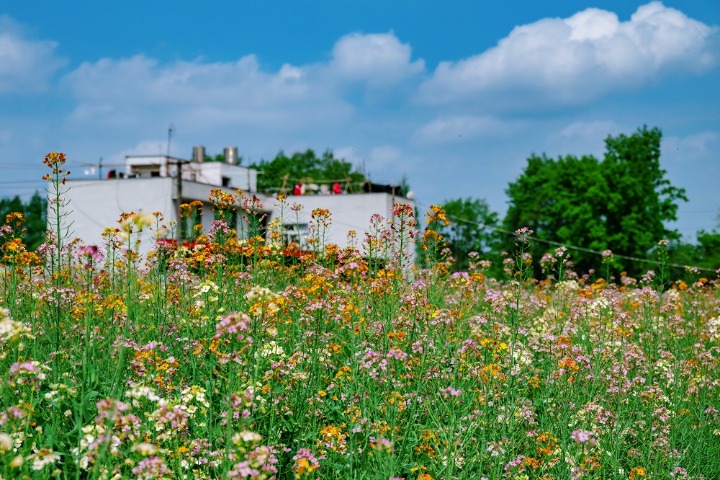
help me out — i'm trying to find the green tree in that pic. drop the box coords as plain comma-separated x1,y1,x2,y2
601,126,687,266
23,192,47,249
0,192,47,250
669,230,720,279
694,230,720,272
205,153,243,164
503,126,686,277
250,149,367,193
503,154,610,275
439,198,499,271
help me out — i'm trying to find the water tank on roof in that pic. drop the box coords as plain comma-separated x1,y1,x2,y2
192,145,205,163
224,146,239,165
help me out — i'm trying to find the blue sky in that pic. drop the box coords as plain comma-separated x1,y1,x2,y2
1,1,719,240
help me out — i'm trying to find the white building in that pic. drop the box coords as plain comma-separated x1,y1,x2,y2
61,146,415,259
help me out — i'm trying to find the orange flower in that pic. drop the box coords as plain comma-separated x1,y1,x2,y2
629,467,646,479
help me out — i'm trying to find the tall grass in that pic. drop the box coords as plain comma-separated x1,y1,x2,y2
0,155,718,479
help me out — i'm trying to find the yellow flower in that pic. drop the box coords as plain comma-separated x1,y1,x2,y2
629,467,646,479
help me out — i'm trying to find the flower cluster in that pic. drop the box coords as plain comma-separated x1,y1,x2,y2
2,180,719,479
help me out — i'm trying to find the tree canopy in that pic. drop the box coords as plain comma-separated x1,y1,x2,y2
439,198,499,271
249,149,367,194
0,192,47,250
503,126,687,276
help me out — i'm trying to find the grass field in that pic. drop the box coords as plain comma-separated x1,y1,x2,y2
1,156,719,479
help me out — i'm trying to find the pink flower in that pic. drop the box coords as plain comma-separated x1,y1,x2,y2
571,429,596,445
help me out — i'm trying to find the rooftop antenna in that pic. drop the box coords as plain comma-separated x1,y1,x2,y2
167,124,175,157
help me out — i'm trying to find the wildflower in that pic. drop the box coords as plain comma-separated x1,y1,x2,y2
515,227,533,243
181,385,210,409
244,285,277,302
369,436,394,453
317,424,348,453
26,448,61,471
629,466,646,479
43,151,66,168
119,211,155,233
425,205,450,226
311,208,331,222
540,252,556,272
571,429,596,446
228,444,278,480
209,189,238,210
259,341,285,358
441,386,463,397
670,467,689,478
132,456,172,479
0,308,34,347
233,430,262,445
77,244,104,269
132,442,160,456
0,433,13,452
292,448,320,478
195,279,220,298
9,360,49,389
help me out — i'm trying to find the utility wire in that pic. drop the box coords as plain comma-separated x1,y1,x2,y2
416,201,718,274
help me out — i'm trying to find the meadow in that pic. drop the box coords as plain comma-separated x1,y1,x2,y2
1,155,719,479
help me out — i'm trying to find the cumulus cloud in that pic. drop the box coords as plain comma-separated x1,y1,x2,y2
62,54,353,131
329,32,425,86
0,15,65,93
412,115,526,145
59,31,428,146
62,32,424,132
418,2,718,107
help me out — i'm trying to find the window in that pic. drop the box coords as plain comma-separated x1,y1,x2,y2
214,208,238,233
282,223,309,246
180,208,203,240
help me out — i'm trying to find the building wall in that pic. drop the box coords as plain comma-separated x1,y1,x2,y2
266,193,415,257
63,178,176,250
124,156,257,192
183,162,257,192
62,178,416,262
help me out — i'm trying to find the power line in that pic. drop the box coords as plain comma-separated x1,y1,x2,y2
416,200,718,274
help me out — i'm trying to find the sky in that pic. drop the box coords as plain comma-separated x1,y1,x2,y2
1,1,719,240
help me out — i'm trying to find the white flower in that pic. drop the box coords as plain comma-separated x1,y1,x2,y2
233,430,262,444
0,433,13,452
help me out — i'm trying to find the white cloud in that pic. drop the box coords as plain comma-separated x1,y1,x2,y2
59,32,426,149
664,131,720,161
418,2,717,107
62,54,354,132
329,32,425,86
412,115,525,145
0,15,64,93
546,120,623,157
